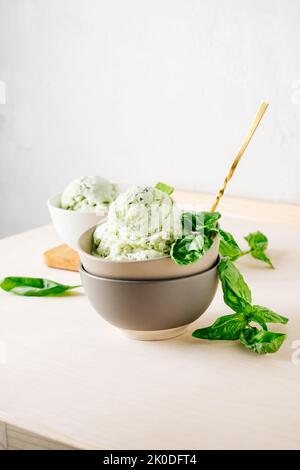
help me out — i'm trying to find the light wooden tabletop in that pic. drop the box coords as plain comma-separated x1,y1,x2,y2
0,192,300,450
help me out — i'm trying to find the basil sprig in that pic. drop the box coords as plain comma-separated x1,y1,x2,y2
181,211,221,233
171,210,274,269
244,231,274,268
240,328,286,354
170,234,206,265
0,277,81,296
193,259,287,354
192,313,248,341
171,211,221,266
219,229,274,267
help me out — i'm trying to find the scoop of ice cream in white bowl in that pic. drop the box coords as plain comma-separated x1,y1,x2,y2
77,185,220,280
48,176,126,251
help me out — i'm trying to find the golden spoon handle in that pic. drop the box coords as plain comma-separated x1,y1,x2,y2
210,102,269,212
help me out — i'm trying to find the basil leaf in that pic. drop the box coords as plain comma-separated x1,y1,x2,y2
181,212,202,233
244,231,268,251
240,328,286,354
193,313,248,340
181,211,221,234
203,211,221,230
218,229,243,261
171,234,205,265
203,233,214,251
251,250,274,268
218,259,252,312
249,305,288,326
155,182,174,196
244,231,274,268
0,277,81,296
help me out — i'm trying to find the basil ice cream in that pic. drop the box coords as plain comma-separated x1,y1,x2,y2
93,186,182,260
61,176,116,213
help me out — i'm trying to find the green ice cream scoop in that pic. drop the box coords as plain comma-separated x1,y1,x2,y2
93,186,182,261
61,176,117,214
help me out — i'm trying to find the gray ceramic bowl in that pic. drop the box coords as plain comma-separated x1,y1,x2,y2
80,257,220,340
77,224,220,280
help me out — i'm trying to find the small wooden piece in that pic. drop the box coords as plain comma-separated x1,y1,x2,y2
43,244,79,272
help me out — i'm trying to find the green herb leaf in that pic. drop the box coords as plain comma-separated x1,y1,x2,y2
244,231,268,251
251,250,274,268
191,255,288,355
0,277,81,296
218,229,243,261
240,327,286,354
218,258,252,312
155,182,174,196
171,234,205,265
249,305,288,326
202,211,221,230
193,313,248,341
244,231,274,268
181,211,221,234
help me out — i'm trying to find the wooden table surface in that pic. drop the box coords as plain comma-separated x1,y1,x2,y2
0,191,300,450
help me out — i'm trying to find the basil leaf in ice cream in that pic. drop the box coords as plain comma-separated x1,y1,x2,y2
155,182,174,196
193,313,248,341
181,211,220,234
202,211,222,231
0,277,81,296
240,328,286,354
171,234,206,265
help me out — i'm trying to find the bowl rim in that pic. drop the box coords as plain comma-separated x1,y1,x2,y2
77,223,220,265
79,255,220,284
47,193,110,217
47,193,64,210
47,183,130,213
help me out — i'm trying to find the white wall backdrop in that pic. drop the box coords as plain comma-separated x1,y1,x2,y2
1,0,300,237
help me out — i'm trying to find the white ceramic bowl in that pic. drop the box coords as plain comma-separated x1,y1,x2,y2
48,184,128,250
77,224,220,280
47,194,106,250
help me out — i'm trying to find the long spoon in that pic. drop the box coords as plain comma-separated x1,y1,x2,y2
210,102,269,212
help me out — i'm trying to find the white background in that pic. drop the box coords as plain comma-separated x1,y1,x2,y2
1,0,300,237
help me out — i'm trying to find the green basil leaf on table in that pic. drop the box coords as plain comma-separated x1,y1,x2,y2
251,250,274,268
218,258,252,312
171,234,206,265
193,313,248,341
218,229,244,261
245,231,268,251
0,277,81,296
155,182,174,196
244,231,274,268
240,328,286,354
249,305,288,326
